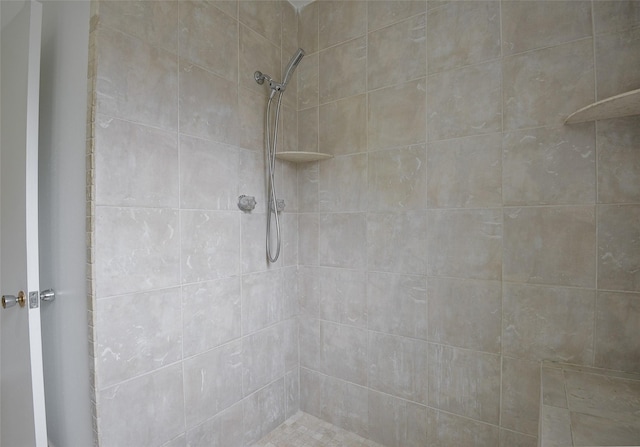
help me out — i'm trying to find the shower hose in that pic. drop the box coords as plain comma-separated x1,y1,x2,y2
265,90,283,263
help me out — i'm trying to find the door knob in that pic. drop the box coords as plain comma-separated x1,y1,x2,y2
2,291,26,309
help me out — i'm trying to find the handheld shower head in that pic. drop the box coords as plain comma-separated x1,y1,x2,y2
254,48,305,96
281,48,305,90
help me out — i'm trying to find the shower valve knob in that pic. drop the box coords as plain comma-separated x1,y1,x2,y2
238,195,257,212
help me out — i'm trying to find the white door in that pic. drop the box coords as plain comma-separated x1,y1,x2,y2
0,1,48,446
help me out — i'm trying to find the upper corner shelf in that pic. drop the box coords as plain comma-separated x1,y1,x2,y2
275,151,333,163
565,88,640,124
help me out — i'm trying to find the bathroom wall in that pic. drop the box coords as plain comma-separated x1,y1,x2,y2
87,1,301,445
296,1,640,446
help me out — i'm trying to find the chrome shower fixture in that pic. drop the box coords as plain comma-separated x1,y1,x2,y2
254,48,306,263
282,48,305,89
254,48,305,95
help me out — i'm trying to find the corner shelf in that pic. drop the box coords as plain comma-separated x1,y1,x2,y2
275,151,333,163
565,88,640,124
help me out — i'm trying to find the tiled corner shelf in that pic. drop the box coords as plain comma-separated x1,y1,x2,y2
275,151,333,163
565,88,640,124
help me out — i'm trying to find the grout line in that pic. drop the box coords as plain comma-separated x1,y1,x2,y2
591,0,600,370
499,0,505,430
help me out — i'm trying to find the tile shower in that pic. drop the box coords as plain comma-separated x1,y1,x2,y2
87,1,640,446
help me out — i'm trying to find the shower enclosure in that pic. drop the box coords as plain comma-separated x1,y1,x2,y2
86,1,640,446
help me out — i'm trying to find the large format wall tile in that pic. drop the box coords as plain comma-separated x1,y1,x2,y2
368,78,426,151
298,213,318,266
427,60,502,141
94,115,179,208
368,390,428,447
180,210,239,283
427,209,502,280
241,270,284,334
595,26,640,100
298,266,320,318
593,0,640,35
238,88,266,152
319,213,367,269
598,205,640,292
237,149,266,214
367,14,426,90
179,62,238,145
242,323,288,396
428,344,501,424
318,267,367,328
502,124,596,206
239,24,280,95
95,288,182,389
319,37,367,104
501,1,592,56
183,340,243,429
96,27,178,130
501,357,541,436
179,1,238,82
280,214,300,268
300,368,369,438
95,207,180,297
500,430,537,447
367,211,428,275
298,163,319,212
595,291,640,373
319,94,367,156
427,1,500,74
318,1,367,50
242,379,286,445
503,38,594,130
427,408,500,447
238,1,282,47
368,1,426,32
299,317,321,373
597,117,640,204
99,0,178,53
285,369,300,419
368,332,428,404
367,271,427,339
185,403,244,447
427,133,502,209
98,365,185,447
240,213,268,274
280,104,299,153
182,278,241,357
319,320,368,386
298,106,318,153
427,277,501,353
298,1,318,54
368,145,427,211
179,135,239,210
503,283,595,363
319,154,367,212
297,52,319,110
503,206,595,287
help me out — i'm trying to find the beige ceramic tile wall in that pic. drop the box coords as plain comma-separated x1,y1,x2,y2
87,1,301,446
297,1,640,447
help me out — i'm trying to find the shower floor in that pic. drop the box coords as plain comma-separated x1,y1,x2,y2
252,411,385,447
